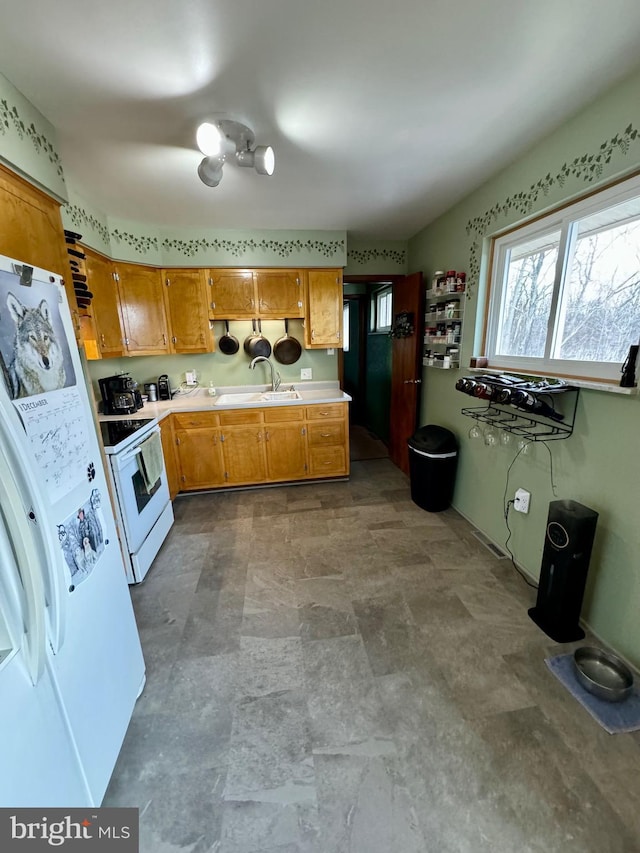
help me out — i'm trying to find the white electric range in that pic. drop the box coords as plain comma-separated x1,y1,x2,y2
100,418,174,583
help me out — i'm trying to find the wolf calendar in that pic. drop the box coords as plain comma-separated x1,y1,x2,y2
0,269,75,400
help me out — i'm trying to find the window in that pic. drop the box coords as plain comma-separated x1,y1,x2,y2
487,174,640,382
371,286,392,332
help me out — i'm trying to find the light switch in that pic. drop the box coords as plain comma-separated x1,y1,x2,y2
300,368,312,380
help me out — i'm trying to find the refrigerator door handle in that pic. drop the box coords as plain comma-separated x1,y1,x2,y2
0,404,66,656
0,441,47,685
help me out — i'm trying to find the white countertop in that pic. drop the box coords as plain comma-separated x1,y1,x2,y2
97,381,351,422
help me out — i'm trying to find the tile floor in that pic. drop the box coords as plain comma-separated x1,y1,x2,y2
104,459,640,853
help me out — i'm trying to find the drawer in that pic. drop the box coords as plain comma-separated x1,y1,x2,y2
306,403,345,421
218,409,263,426
172,411,219,429
308,445,347,476
264,405,305,423
307,421,345,446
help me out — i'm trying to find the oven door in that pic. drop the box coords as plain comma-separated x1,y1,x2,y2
109,426,170,554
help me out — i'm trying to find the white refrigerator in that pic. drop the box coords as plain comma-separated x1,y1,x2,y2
0,253,145,806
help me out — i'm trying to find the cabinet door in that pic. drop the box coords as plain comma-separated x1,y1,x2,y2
220,426,267,485
304,269,343,347
85,249,124,357
255,269,304,318
116,263,170,355
0,166,80,334
163,268,213,354
159,416,180,500
208,269,256,318
264,422,308,481
175,428,225,489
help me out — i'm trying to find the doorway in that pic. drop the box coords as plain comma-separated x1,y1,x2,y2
343,273,424,471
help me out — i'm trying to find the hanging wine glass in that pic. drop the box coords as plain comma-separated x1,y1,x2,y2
517,438,531,456
484,428,498,447
500,431,512,446
469,424,482,439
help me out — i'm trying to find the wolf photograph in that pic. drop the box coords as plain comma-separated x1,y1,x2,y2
0,269,75,400
57,493,105,582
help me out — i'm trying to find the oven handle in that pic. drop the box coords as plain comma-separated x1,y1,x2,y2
118,425,162,464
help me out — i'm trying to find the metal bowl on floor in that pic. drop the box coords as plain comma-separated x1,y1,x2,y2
573,647,634,703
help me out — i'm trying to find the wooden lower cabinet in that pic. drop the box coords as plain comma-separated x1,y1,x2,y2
173,412,225,490
219,419,267,486
173,402,348,492
263,406,306,481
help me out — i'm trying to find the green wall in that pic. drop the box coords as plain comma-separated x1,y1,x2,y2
409,65,640,669
86,318,337,396
0,72,67,201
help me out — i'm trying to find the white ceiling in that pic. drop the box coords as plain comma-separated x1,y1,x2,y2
2,1,640,240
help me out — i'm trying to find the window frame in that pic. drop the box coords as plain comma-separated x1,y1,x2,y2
486,173,640,383
370,286,393,333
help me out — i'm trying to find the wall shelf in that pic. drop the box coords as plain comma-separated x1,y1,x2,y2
424,277,465,369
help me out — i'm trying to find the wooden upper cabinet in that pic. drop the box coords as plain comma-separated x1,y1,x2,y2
208,269,255,318
0,165,80,333
208,268,305,319
84,249,124,357
116,262,170,355
162,268,213,354
304,269,344,348
255,270,304,318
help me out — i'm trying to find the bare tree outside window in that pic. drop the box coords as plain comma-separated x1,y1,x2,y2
488,176,640,382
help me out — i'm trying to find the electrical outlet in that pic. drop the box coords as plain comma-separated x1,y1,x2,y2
514,488,531,514
185,370,197,386
327,348,335,355
300,368,312,380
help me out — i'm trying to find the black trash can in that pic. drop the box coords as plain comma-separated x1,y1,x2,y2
407,425,458,512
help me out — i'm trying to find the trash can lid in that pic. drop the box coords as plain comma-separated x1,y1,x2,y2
408,424,458,454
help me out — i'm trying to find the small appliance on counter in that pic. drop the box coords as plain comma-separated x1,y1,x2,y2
157,374,172,400
144,382,157,402
98,374,139,415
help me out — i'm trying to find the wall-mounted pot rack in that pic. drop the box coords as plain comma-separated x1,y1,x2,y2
456,374,579,442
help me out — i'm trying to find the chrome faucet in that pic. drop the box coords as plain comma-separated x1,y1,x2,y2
249,356,281,392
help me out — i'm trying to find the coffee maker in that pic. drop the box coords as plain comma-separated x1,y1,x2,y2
98,375,138,415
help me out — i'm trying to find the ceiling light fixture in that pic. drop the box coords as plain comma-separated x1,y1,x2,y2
195,119,275,186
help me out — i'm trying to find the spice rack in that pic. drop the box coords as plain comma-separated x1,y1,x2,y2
457,375,579,441
423,270,466,369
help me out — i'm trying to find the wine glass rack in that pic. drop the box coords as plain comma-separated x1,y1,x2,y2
457,376,580,442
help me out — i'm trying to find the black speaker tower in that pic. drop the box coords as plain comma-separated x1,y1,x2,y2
528,500,598,643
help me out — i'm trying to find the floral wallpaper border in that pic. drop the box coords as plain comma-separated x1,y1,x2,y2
65,203,111,246
347,247,406,266
160,236,345,260
0,97,64,178
106,229,346,260
464,124,640,295
111,229,159,255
